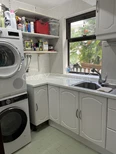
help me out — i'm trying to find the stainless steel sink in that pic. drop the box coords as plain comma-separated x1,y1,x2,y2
73,82,101,90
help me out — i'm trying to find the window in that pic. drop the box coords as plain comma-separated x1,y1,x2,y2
66,11,102,75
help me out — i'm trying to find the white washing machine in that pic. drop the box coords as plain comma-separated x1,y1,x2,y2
0,28,27,99
0,93,31,154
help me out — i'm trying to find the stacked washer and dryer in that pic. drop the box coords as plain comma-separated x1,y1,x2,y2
0,28,31,154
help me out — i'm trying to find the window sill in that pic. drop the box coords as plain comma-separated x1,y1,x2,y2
64,72,99,81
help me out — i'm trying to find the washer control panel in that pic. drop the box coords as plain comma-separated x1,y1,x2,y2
0,94,28,107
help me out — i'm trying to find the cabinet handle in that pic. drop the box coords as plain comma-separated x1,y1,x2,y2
76,109,79,118
36,104,38,111
96,0,99,13
79,111,82,120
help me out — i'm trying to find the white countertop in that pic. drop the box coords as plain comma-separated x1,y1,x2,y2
26,74,116,100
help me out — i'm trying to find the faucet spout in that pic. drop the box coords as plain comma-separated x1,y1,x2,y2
91,68,107,85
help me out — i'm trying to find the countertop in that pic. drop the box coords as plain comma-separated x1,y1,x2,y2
26,74,116,100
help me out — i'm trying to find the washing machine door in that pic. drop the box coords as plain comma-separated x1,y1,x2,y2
0,41,23,78
0,108,27,143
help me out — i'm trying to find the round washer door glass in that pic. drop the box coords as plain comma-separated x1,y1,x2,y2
0,42,22,78
0,108,27,143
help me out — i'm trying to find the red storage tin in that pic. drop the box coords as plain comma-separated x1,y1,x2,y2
34,20,49,34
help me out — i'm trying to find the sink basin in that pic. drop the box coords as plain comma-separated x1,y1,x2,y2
73,82,101,90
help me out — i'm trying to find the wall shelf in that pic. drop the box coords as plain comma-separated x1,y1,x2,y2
15,8,59,20
24,51,57,54
22,32,59,39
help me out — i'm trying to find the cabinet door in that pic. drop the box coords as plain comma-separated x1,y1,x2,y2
96,0,116,37
34,85,49,125
106,128,116,154
60,88,79,134
80,93,107,148
48,86,60,124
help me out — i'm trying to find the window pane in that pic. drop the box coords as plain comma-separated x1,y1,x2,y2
69,40,102,74
71,17,96,38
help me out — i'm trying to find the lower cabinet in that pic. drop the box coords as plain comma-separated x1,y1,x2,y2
79,93,107,148
60,88,79,134
28,85,49,126
28,84,108,152
106,99,116,154
106,128,116,154
48,86,60,124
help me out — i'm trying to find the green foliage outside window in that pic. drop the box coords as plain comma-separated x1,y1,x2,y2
70,18,102,65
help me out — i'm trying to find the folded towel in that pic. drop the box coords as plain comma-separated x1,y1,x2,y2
97,87,113,93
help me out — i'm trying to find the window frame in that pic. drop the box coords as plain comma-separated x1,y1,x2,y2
66,10,97,75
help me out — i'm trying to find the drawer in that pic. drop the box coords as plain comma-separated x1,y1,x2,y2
108,99,116,110
108,108,116,131
106,128,116,154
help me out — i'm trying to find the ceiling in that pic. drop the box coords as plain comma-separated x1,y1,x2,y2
18,0,73,9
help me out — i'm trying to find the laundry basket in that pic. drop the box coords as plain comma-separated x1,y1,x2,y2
49,19,59,36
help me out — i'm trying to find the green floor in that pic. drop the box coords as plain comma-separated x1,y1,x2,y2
15,126,99,154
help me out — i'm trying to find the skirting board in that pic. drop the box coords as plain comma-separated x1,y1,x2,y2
49,120,113,154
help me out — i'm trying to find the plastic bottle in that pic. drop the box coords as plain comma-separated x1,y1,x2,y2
10,10,17,29
28,22,31,32
4,10,12,28
30,22,34,33
22,17,26,32
39,40,43,51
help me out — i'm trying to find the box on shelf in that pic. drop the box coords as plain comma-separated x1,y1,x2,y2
49,19,59,36
34,20,49,35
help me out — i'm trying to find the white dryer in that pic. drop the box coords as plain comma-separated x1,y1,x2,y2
0,93,31,154
0,28,27,99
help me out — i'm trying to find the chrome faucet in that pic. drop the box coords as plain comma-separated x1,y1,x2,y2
91,68,108,85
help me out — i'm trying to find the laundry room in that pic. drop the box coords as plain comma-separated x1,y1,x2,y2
1,0,116,154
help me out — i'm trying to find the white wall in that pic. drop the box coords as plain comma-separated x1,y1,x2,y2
47,0,91,74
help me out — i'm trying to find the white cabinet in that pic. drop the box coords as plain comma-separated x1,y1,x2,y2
60,88,79,134
48,86,60,124
106,99,116,154
27,85,49,126
96,0,116,40
106,129,116,154
79,93,107,148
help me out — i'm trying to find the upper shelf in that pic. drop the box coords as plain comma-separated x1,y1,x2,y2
22,32,59,39
15,8,59,20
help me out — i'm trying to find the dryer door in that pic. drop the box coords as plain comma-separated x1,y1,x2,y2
0,108,27,143
0,41,23,78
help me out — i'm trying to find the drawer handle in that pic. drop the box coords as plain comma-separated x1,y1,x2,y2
36,104,38,111
76,109,79,118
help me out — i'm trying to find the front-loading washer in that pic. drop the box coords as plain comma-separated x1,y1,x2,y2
0,28,27,99
0,93,31,154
